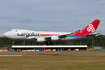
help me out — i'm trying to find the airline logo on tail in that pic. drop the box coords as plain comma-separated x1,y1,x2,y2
69,19,100,37
87,24,95,32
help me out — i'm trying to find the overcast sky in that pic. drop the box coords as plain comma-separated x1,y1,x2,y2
0,0,105,36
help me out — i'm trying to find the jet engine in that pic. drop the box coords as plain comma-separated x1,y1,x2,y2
36,38,45,42
51,36,60,40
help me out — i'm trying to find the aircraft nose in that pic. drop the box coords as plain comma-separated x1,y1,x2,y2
3,31,16,38
3,32,8,37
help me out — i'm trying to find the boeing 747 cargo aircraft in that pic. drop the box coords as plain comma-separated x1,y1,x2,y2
3,19,100,45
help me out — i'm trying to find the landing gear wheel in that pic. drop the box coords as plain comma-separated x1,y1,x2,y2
45,42,53,45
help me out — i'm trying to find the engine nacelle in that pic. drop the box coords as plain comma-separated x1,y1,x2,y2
51,36,59,40
36,38,45,42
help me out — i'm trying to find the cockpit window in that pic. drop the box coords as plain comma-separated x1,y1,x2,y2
9,29,12,31
9,29,21,32
9,29,17,32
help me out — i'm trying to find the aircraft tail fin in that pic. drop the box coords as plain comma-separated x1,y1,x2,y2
79,19,100,35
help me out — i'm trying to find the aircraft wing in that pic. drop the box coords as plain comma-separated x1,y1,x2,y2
58,32,75,38
45,32,74,41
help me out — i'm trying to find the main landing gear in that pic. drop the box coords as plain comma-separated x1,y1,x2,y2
45,41,53,45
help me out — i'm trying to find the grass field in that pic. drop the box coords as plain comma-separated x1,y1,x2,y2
0,51,105,70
